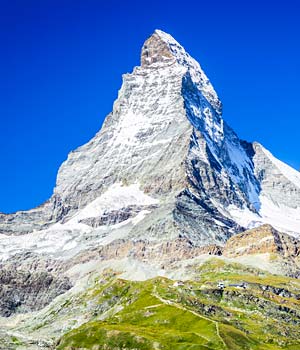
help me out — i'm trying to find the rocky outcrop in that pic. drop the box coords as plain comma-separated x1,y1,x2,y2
67,238,223,269
0,268,71,317
223,224,300,277
0,252,70,317
223,224,300,258
222,288,300,324
141,31,175,66
0,203,52,236
79,204,158,227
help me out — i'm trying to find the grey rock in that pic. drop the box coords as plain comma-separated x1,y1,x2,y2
79,204,158,227
0,267,71,317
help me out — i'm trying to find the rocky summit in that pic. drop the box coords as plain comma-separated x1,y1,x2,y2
0,30,300,349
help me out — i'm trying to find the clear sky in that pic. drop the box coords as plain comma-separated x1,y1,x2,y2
0,0,299,213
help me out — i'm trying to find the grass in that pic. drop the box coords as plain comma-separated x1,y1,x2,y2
55,258,300,350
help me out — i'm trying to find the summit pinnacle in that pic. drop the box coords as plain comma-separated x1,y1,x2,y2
141,30,176,66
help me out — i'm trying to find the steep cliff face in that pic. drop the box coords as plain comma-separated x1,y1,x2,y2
0,29,299,255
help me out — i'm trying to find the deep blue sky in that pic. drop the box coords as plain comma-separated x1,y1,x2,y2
0,0,299,213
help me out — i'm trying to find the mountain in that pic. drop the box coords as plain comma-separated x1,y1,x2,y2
0,30,300,349
1,30,300,250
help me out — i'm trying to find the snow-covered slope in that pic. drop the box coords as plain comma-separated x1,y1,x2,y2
0,183,160,261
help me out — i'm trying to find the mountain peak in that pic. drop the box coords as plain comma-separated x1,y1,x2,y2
154,29,179,42
141,29,178,67
141,30,222,114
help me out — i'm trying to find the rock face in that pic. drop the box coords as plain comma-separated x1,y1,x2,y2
224,224,300,258
78,204,158,227
0,267,71,317
0,30,300,319
66,238,223,269
223,224,300,277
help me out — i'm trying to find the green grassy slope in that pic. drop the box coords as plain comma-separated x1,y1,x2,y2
56,259,300,350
